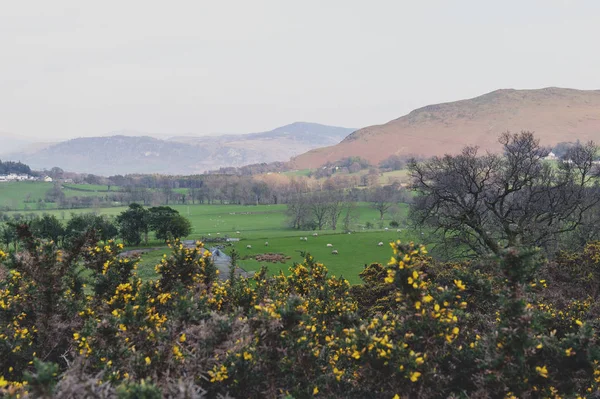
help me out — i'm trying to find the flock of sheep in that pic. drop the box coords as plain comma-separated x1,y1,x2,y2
244,235,387,255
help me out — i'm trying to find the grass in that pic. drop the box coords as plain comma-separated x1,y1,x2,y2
230,229,418,285
0,182,53,210
3,198,418,284
128,203,415,285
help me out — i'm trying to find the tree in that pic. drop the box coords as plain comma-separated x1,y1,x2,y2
148,206,192,241
409,131,600,257
64,213,118,244
342,202,360,232
30,214,65,244
370,186,396,220
308,192,331,230
286,194,313,230
117,203,150,246
327,191,345,230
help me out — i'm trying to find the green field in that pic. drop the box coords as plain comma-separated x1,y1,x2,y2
0,182,120,210
2,202,416,284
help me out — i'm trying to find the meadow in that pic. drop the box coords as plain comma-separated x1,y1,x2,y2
2,201,415,284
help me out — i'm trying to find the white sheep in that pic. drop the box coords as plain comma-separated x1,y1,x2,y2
397,229,402,232
326,243,333,247
304,237,308,241
265,242,269,246
246,245,252,249
385,227,389,231
331,250,338,255
312,233,318,237
378,242,384,246
236,231,240,234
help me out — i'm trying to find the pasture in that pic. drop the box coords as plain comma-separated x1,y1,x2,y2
2,202,418,284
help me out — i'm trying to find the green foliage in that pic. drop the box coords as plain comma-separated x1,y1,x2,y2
117,203,149,246
148,206,191,241
116,379,162,399
23,359,59,398
30,214,64,244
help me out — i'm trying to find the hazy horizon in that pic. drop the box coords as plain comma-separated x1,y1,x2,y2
2,1,600,141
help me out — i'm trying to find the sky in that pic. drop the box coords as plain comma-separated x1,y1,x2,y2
1,0,600,141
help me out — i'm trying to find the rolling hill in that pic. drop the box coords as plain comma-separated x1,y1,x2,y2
291,87,600,168
6,122,355,176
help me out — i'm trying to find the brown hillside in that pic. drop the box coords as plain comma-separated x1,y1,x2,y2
291,87,600,168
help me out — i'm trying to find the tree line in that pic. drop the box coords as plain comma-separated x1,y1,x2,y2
0,204,191,250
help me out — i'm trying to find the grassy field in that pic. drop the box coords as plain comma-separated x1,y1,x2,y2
0,182,120,210
3,202,416,284
120,203,416,284
2,184,418,284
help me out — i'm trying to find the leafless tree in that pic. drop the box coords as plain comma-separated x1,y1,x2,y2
409,131,600,257
370,186,397,220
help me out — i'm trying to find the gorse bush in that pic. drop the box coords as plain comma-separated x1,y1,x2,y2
2,226,600,398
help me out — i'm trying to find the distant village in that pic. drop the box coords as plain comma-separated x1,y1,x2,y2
0,173,53,183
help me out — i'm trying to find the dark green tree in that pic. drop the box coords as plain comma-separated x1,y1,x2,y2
148,206,192,241
30,215,65,244
65,213,118,244
116,203,150,246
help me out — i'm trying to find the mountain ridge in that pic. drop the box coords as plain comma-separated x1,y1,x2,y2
291,87,600,168
6,122,355,175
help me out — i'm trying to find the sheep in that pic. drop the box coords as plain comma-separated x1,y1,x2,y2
385,227,389,231
378,242,384,246
264,242,269,246
304,237,308,241
246,245,252,249
236,231,241,234
397,229,402,232
331,250,339,255
312,233,318,237
326,243,333,247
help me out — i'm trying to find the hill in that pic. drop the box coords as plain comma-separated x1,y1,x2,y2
290,87,600,168
7,122,355,176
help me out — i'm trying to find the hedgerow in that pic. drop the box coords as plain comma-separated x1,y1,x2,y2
1,226,600,398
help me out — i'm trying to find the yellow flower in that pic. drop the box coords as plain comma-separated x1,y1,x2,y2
409,371,421,382
454,279,466,291
145,357,151,365
313,386,319,395
414,301,421,310
576,319,583,326
535,365,548,378
393,395,400,399
0,375,7,388
179,333,186,343
565,347,575,357
243,352,253,361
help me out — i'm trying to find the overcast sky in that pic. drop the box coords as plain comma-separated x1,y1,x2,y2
1,0,599,140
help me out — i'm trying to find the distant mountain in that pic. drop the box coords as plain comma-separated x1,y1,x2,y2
6,122,355,175
291,87,600,168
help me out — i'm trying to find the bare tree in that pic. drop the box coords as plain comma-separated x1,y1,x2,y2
286,194,312,230
370,186,396,220
309,192,331,230
327,191,345,230
409,131,600,257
